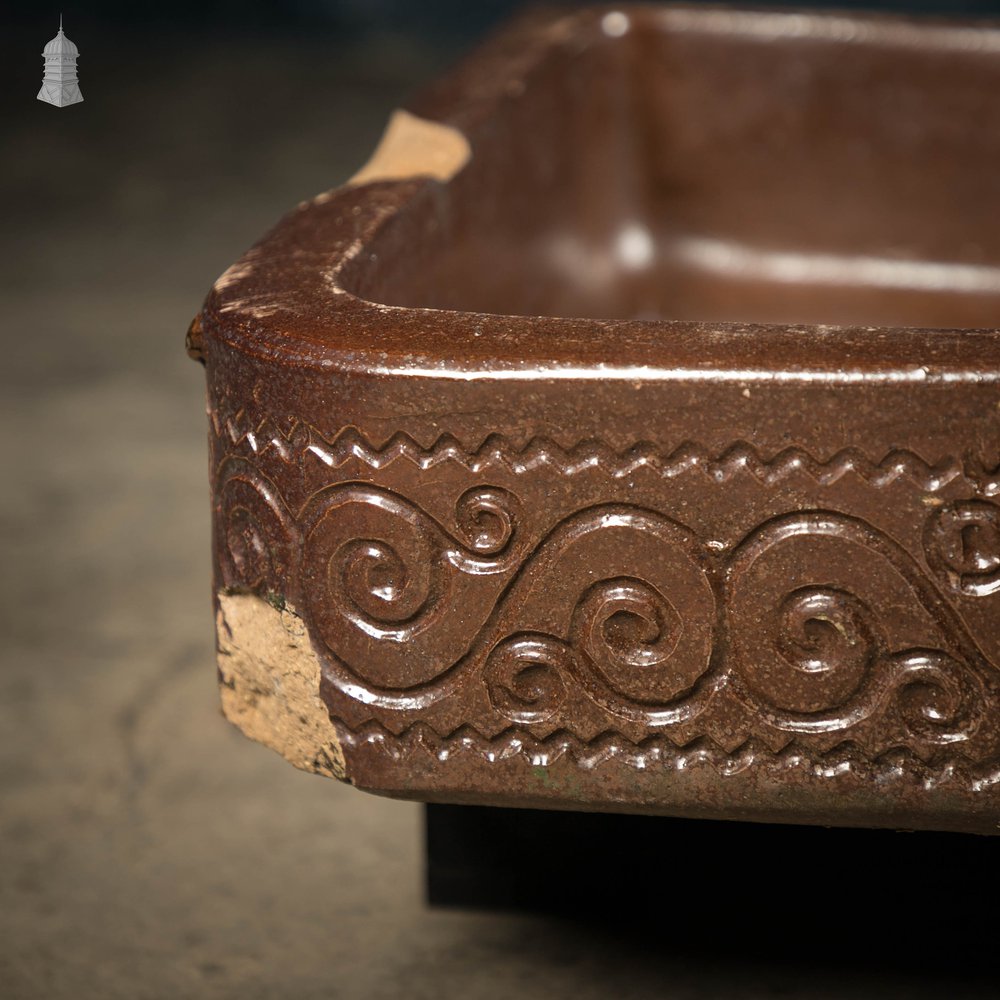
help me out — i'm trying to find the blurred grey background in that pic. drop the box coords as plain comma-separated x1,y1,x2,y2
1,2,998,997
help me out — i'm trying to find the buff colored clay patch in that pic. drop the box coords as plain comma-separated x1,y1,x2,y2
216,592,345,780
347,109,471,187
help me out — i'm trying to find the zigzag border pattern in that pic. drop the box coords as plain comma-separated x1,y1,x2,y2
210,404,1000,495
330,719,1000,792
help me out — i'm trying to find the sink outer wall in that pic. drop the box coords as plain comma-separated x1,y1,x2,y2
191,5,1000,834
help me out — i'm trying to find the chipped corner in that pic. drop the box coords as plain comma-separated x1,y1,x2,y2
346,108,471,189
214,590,349,783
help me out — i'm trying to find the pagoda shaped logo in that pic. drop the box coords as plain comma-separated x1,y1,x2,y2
38,16,83,108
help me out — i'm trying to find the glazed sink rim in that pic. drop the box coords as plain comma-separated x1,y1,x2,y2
199,2,1000,379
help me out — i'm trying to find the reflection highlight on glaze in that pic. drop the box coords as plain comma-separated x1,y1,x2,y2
673,236,1000,294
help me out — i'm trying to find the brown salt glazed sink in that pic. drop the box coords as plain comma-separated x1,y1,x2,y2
188,4,1000,835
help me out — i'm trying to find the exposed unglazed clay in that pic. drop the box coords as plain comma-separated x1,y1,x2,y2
348,109,471,188
216,592,346,781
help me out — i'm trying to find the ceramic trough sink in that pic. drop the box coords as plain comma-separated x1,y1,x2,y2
189,4,1000,835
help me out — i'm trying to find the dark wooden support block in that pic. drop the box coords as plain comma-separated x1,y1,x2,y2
425,802,999,967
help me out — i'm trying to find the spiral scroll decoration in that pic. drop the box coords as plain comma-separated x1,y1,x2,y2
332,535,438,639
211,417,1000,756
303,484,523,644
295,484,531,702
484,634,570,723
216,458,295,594
296,493,995,743
738,586,882,715
453,486,520,559
924,499,1000,597
887,650,981,745
299,493,722,716
484,572,718,725
725,511,991,746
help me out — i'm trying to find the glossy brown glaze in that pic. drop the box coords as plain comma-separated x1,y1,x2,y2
192,5,1000,834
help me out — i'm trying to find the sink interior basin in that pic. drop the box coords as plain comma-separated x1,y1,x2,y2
342,7,1000,328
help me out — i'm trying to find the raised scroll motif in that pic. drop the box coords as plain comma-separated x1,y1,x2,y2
210,409,1000,779
300,494,717,715
484,635,570,724
217,458,295,594
925,499,1000,597
725,511,990,747
248,479,995,750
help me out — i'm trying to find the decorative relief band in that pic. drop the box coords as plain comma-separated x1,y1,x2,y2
211,408,1000,784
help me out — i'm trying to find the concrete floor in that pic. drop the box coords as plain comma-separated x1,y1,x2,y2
0,25,994,999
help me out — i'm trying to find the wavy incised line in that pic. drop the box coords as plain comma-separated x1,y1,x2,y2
730,511,998,677
209,406,990,492
723,510,999,738
311,498,723,718
299,483,522,646
329,718,1000,791
310,496,997,731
